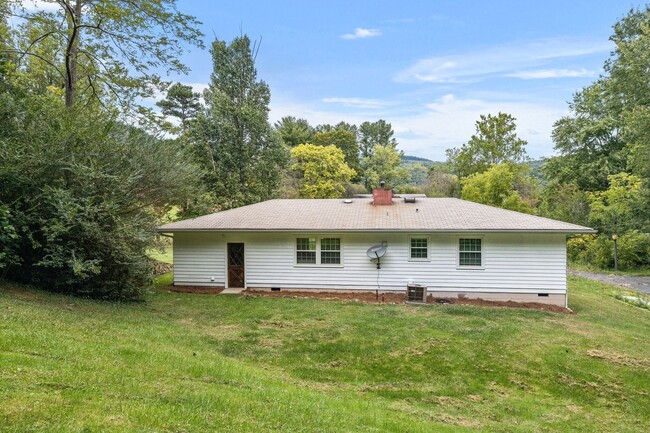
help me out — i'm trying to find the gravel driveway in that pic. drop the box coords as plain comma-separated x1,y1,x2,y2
569,269,650,294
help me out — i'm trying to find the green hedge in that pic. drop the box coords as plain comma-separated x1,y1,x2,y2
569,232,650,270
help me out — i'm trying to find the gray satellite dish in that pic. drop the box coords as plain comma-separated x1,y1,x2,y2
366,243,387,269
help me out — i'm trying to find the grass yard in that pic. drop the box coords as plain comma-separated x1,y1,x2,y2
147,241,173,264
1,275,649,432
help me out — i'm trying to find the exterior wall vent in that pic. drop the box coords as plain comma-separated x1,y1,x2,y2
407,284,427,303
538,293,549,297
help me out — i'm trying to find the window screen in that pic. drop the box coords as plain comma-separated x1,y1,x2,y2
320,238,341,264
296,237,316,264
410,238,428,259
459,238,482,266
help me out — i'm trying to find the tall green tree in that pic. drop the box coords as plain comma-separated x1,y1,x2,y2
290,144,355,198
544,8,650,271
334,121,358,136
157,82,202,134
312,129,360,176
314,121,357,135
274,116,313,147
0,2,14,80
545,81,625,191
405,163,429,186
361,144,408,190
191,35,289,210
358,119,398,158
589,173,646,234
608,8,650,112
421,164,461,198
461,163,537,214
314,123,334,133
624,111,650,181
546,7,650,192
447,112,528,178
3,0,203,108
0,204,19,277
607,8,650,220
539,182,590,226
0,1,206,298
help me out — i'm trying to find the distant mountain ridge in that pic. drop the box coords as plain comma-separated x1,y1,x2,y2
401,154,437,168
400,155,545,178
402,155,434,163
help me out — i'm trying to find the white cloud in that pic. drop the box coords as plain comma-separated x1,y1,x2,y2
21,1,62,12
394,38,610,83
389,94,567,160
506,68,596,79
271,93,568,161
322,97,390,109
269,98,372,128
340,28,382,40
185,82,210,95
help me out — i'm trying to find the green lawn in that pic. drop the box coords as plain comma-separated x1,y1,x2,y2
147,241,173,264
1,275,649,432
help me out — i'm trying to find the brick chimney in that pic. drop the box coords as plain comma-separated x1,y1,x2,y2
372,181,393,206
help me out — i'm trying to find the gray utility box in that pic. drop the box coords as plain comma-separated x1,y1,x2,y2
406,284,427,303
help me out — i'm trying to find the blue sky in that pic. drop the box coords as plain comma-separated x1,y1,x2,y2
38,0,645,160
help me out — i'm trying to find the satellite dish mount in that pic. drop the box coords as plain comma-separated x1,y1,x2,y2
366,242,388,269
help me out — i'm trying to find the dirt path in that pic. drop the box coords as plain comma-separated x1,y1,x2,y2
569,270,650,294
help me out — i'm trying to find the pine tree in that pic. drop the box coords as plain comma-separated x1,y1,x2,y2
191,36,289,210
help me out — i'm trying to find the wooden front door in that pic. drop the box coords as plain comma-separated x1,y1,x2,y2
227,243,245,288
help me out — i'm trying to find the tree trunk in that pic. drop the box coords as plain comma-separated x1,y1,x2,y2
64,0,83,108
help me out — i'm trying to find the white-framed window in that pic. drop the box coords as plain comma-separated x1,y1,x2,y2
409,237,429,260
320,238,341,264
296,237,317,264
295,237,342,266
458,238,482,267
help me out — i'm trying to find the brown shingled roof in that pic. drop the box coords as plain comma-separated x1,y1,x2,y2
158,198,595,233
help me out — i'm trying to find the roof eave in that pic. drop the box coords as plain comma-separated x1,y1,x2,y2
157,227,597,234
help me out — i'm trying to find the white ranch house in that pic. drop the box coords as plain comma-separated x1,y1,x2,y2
158,190,595,307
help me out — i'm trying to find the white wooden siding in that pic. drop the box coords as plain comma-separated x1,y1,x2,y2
173,232,226,286
172,231,567,293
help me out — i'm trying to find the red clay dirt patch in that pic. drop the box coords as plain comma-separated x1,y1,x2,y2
242,289,572,313
243,289,405,304
168,286,224,294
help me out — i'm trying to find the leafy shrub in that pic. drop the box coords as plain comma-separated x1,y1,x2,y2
0,91,201,299
395,185,421,194
461,163,537,214
0,205,20,277
568,232,650,270
617,231,650,269
567,234,595,263
343,183,367,197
